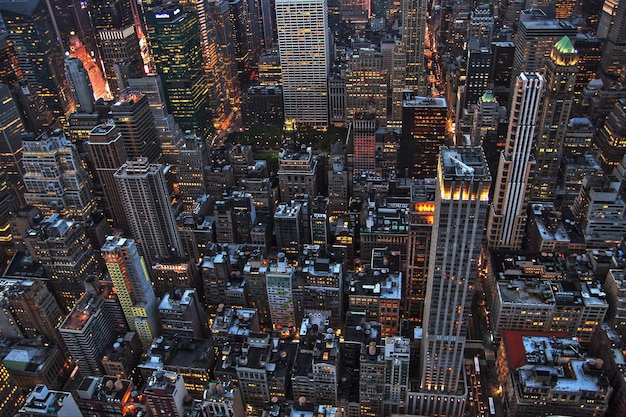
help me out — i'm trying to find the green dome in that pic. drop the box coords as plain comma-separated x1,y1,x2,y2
554,36,576,54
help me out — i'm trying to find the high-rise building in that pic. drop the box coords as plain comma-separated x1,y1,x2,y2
158,289,207,339
97,26,144,94
177,133,209,211
402,0,427,93
600,0,626,84
399,95,448,179
64,57,95,113
596,98,626,171
414,147,490,417
127,76,184,167
86,124,130,234
145,6,212,138
274,202,303,258
22,130,95,222
346,48,388,126
23,214,102,311
487,73,544,250
352,113,378,175
113,158,183,267
59,290,119,376
277,139,320,202
208,0,239,104
275,0,330,127
109,92,162,164
0,0,75,120
531,37,577,201
144,370,189,417
327,141,349,215
0,83,25,203
265,255,296,331
464,47,492,108
102,235,160,350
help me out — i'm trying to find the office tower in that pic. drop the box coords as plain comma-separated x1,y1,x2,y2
178,133,209,211
340,0,370,21
229,0,263,69
572,33,601,112
596,98,626,170
97,26,144,94
86,124,130,234
0,0,75,121
468,4,494,47
145,6,212,139
274,202,303,258
243,257,272,330
127,76,183,167
0,83,25,203
383,337,411,416
276,0,330,127
471,90,499,147
490,41,515,103
464,47,492,108
90,0,136,32
346,48,388,126
399,95,448,179
59,291,119,376
208,0,239,103
532,37,577,201
402,0,427,93
600,0,626,84
241,85,284,126
0,168,19,253
327,141,349,215
405,179,435,327
114,158,183,267
22,130,95,221
511,13,577,81
0,362,24,416
0,279,65,347
214,193,256,244
416,147,491,417
328,69,347,125
67,36,108,101
144,371,188,417
389,40,406,127
487,73,544,250
64,57,95,113
310,196,330,247
158,289,207,339
102,236,159,350
277,140,320,202
109,92,162,164
23,214,102,311
352,113,378,175
265,254,295,330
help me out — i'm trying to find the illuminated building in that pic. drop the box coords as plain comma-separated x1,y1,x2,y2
127,76,184,167
277,139,320,202
97,26,144,94
274,203,304,258
0,168,19,254
86,124,130,234
471,90,499,155
0,360,24,416
151,260,200,299
67,36,108,101
19,385,83,417
208,0,239,105
399,95,448,179
177,133,209,212
359,199,409,268
532,37,578,201
102,236,159,350
75,375,135,417
265,254,296,331
346,48,388,126
59,290,119,376
464,47,492,108
600,0,626,84
0,0,75,121
241,85,284,127
490,41,515,104
114,158,182,267
89,0,135,32
275,0,330,127
109,92,162,164
22,130,95,222
258,51,282,85
158,289,207,339
143,370,189,417
145,6,212,139
487,73,544,250
64,57,95,114
498,334,611,417
3,340,68,392
596,98,626,170
329,69,347,125
0,83,25,202
405,179,435,326
351,113,377,175
402,0,427,93
573,33,601,109
340,0,370,22
511,12,577,81
413,147,490,417
0,278,65,347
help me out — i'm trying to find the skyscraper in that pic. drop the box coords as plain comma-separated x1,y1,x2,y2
0,0,75,120
64,57,95,113
416,147,491,417
276,0,330,127
22,130,95,221
531,37,577,201
402,0,427,93
97,26,144,94
114,157,183,268
145,6,212,138
487,73,545,250
177,132,209,211
85,124,130,234
101,235,159,350
600,0,626,84
0,83,25,202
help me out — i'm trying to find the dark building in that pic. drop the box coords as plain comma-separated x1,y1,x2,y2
241,85,284,127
